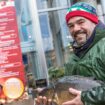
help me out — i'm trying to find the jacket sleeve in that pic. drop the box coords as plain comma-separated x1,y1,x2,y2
81,85,105,104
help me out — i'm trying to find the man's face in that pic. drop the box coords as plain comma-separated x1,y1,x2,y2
67,16,96,46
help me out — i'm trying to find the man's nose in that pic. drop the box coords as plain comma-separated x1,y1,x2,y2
73,24,81,32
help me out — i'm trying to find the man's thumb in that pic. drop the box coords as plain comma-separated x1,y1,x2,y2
69,88,81,96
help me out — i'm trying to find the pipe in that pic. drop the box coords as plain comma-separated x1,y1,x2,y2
28,0,49,85
100,0,105,23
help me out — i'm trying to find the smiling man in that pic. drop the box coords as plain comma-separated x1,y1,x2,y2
64,2,105,105
67,16,96,46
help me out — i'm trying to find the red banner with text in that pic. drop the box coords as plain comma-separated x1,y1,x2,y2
0,0,25,99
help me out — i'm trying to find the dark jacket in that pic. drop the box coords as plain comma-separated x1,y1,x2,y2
65,22,105,105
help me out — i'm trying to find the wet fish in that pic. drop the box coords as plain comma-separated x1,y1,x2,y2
37,75,103,105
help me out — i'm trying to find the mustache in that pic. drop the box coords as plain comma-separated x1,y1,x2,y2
72,30,87,37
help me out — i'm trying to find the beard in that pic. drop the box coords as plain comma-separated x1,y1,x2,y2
72,30,88,46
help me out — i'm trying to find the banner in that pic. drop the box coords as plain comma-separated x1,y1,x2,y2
0,0,25,99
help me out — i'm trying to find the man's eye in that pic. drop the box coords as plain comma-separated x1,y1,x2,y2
78,21,84,24
68,25,73,28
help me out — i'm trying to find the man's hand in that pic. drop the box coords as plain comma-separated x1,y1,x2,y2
35,96,52,105
35,88,52,105
62,88,84,105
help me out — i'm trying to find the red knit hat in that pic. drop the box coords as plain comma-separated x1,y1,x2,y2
66,2,98,24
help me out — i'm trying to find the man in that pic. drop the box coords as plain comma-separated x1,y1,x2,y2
35,2,105,105
63,2,105,105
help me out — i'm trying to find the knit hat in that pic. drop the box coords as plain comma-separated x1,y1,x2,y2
65,2,98,24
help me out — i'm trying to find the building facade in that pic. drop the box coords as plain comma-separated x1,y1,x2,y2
14,0,105,85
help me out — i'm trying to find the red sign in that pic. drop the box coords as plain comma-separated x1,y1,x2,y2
0,0,25,99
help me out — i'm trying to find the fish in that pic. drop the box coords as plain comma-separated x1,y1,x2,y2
37,75,103,105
